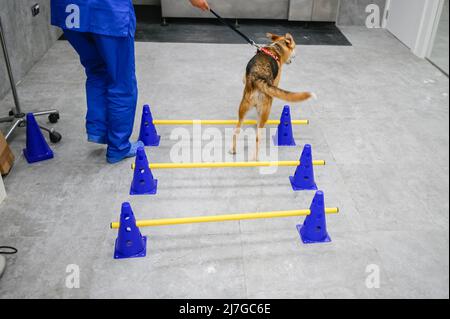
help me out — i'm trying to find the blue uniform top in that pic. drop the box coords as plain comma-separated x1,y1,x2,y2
51,0,136,37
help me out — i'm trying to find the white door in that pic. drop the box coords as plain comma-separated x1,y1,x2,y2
386,0,427,49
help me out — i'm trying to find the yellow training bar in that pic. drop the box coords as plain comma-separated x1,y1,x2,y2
153,119,309,126
132,160,326,170
110,207,339,229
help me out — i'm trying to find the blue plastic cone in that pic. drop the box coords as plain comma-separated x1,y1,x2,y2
23,113,54,163
297,190,331,244
273,105,296,146
114,202,147,259
138,105,160,146
289,144,318,191
130,147,158,195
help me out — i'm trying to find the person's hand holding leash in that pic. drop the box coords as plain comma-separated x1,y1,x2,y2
190,0,210,11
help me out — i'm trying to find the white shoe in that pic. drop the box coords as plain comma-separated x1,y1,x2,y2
0,255,5,277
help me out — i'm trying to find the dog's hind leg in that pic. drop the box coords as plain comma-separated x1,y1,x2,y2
230,96,252,155
253,100,271,161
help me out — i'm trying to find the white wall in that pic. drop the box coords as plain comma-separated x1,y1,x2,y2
0,0,62,100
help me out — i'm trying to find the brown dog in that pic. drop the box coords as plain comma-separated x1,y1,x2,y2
230,33,315,160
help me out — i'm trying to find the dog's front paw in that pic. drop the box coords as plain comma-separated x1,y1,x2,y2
310,92,318,100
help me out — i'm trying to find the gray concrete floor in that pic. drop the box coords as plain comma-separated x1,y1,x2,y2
0,26,448,299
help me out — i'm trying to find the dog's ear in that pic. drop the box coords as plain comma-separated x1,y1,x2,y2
266,32,282,42
284,33,295,48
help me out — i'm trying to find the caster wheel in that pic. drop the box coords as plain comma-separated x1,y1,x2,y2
48,113,60,124
49,131,62,143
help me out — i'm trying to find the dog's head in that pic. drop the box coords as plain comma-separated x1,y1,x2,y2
266,33,297,65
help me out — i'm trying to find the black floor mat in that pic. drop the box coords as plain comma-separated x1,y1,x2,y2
135,6,351,46
59,5,352,47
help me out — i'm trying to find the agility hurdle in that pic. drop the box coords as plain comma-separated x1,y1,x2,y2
110,207,339,229
132,160,326,170
130,144,323,195
112,191,338,259
152,119,309,126
139,105,306,147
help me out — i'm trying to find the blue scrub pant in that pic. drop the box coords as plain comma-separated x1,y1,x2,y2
64,30,138,160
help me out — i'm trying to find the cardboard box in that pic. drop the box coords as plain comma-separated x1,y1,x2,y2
0,131,15,176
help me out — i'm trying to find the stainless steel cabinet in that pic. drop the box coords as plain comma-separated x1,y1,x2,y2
288,0,314,21
312,0,339,21
289,0,339,21
161,0,338,22
161,0,289,19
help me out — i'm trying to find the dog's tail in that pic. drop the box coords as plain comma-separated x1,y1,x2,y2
254,79,315,102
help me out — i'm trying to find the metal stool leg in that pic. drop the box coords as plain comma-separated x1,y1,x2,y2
0,255,5,278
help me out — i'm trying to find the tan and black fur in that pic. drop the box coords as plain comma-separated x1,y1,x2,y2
230,33,315,160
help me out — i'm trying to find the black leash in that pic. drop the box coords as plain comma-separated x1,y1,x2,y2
210,9,261,49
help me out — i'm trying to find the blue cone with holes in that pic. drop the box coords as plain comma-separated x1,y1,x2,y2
273,105,296,146
114,202,147,259
23,113,54,163
290,144,318,191
130,147,158,195
138,105,160,146
297,190,331,244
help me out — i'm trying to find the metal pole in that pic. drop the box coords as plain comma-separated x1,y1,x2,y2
132,160,326,170
3,118,24,140
0,255,5,278
0,16,22,114
152,119,310,126
110,207,340,229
